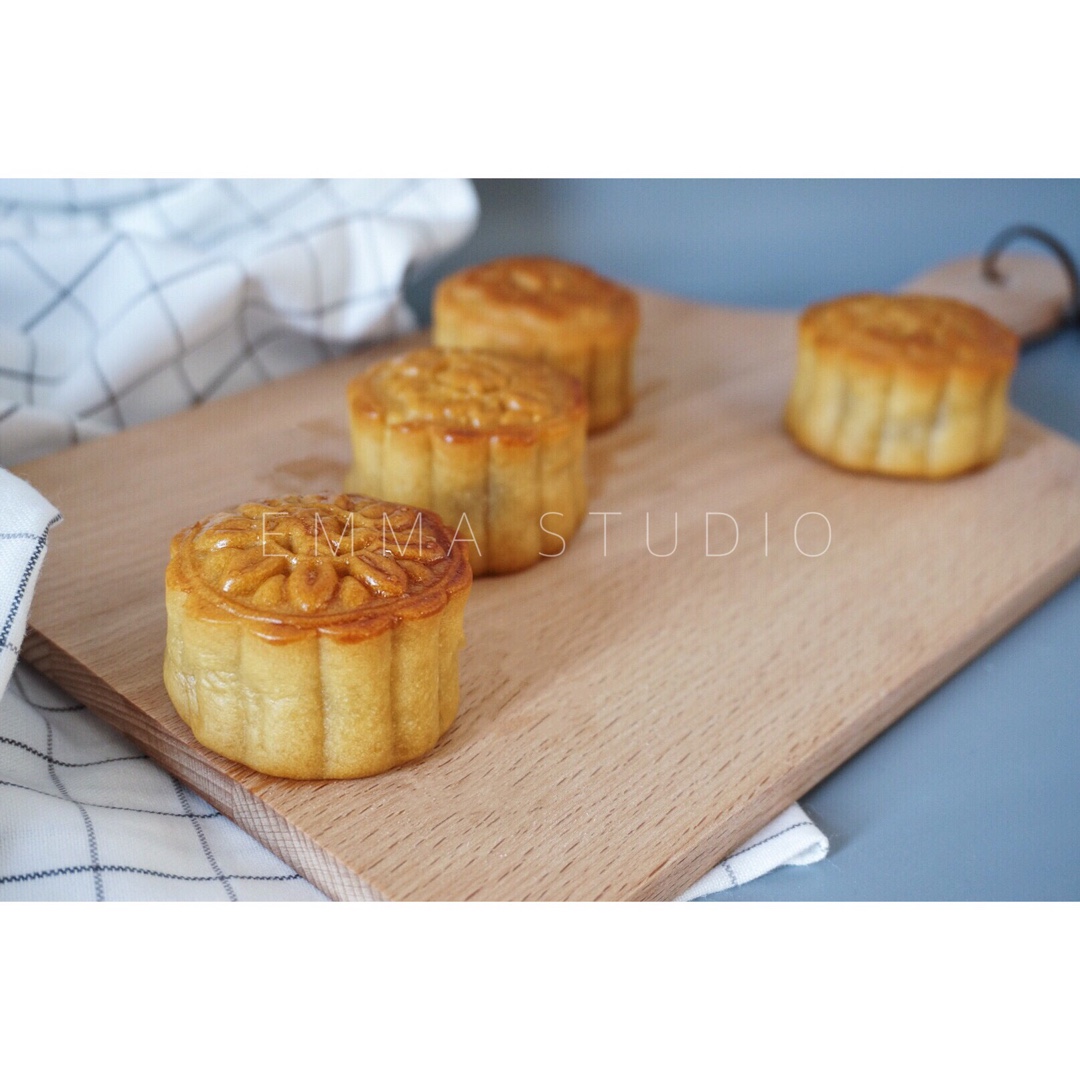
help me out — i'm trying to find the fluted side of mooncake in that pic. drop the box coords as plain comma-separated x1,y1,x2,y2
785,294,1019,479
163,495,471,779
348,349,588,575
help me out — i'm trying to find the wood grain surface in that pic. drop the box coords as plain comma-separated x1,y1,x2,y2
15,257,1080,900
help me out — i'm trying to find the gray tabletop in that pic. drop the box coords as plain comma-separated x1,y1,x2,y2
409,179,1080,901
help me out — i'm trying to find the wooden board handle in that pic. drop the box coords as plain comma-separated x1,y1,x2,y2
900,252,1074,344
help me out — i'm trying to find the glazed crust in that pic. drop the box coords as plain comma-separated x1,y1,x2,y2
163,494,472,779
432,256,639,431
348,348,589,576
785,293,1019,478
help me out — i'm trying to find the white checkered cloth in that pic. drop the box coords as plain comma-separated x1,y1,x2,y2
0,179,479,465
0,179,827,900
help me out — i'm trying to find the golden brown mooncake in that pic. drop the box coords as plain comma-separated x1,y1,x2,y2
163,494,472,780
432,255,640,431
785,293,1020,479
347,347,588,576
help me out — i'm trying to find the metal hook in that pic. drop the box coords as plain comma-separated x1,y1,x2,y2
982,224,1080,344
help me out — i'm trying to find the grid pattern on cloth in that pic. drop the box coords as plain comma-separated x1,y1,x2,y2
0,665,326,901
0,179,480,466
675,804,829,900
0,468,62,692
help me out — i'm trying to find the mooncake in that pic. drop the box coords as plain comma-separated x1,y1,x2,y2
433,255,639,431
347,346,588,575
785,293,1019,478
163,494,471,779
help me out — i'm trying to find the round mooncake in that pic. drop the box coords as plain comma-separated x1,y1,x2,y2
347,346,588,576
432,255,640,431
163,494,472,779
785,293,1019,478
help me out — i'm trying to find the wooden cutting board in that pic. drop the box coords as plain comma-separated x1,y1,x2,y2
15,256,1080,901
